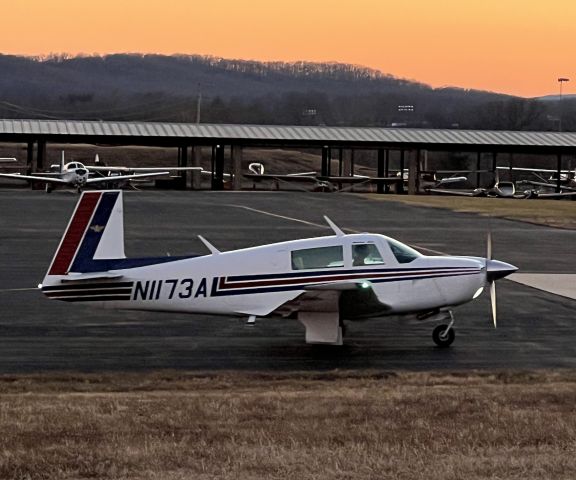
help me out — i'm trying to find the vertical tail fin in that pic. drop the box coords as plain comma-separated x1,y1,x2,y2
45,190,125,279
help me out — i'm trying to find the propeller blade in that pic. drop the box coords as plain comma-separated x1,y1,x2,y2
490,281,497,328
486,231,492,261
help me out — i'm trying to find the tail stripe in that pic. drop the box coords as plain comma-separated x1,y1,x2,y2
70,191,119,272
48,192,102,275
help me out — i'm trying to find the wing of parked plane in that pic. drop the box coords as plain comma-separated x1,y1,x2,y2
85,171,170,184
0,173,69,184
426,188,486,197
526,190,576,199
88,166,202,173
244,173,319,182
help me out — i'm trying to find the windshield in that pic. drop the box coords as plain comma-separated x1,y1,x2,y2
387,238,421,264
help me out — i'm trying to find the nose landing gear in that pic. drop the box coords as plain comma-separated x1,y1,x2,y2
432,311,455,348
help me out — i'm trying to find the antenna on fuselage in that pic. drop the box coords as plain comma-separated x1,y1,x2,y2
323,216,345,237
198,235,221,254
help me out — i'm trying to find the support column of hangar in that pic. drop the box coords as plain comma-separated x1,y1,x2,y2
210,144,225,190
24,139,46,178
377,149,385,194
321,146,331,177
231,144,243,191
556,154,562,193
177,145,188,188
26,142,34,175
376,149,393,194
191,145,202,189
407,150,420,195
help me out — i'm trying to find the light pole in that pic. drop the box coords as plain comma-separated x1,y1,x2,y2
558,77,570,132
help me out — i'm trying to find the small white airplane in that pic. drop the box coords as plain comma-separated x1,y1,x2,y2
39,190,517,346
88,154,201,178
0,153,201,192
246,163,467,192
496,166,576,198
244,162,402,192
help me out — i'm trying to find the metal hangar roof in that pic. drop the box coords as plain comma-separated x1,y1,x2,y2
1,119,575,152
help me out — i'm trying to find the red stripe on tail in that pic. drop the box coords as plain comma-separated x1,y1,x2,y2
48,192,101,275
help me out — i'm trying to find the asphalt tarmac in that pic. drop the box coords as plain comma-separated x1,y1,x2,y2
0,189,575,373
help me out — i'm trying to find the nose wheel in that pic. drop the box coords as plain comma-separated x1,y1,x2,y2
432,311,455,348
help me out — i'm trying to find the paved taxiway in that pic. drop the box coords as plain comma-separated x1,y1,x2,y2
0,190,575,373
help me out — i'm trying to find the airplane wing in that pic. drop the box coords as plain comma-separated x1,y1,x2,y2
244,173,319,182
85,171,170,184
528,191,576,199
88,166,202,173
0,173,69,184
315,175,402,184
435,176,468,186
518,180,576,192
426,188,481,197
268,281,389,344
30,172,66,177
496,166,573,174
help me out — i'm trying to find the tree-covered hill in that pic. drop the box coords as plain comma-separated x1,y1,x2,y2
0,54,572,130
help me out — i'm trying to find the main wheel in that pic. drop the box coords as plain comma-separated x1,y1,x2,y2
432,324,455,348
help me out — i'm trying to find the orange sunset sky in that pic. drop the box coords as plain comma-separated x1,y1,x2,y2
2,0,574,97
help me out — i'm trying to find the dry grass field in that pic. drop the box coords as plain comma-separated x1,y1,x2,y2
0,370,575,479
363,194,576,230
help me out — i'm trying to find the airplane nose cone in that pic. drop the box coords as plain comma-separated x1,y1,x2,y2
486,259,518,281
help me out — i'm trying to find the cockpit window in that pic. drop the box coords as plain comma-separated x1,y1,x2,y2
291,246,344,270
387,238,421,264
352,243,385,266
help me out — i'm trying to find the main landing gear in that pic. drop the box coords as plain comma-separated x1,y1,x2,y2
432,311,455,348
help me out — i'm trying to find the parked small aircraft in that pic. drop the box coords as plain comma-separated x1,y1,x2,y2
496,166,576,198
88,154,201,178
39,190,517,346
0,153,200,192
245,163,408,192
426,168,576,199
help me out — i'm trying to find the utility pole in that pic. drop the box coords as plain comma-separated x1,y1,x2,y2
558,77,569,132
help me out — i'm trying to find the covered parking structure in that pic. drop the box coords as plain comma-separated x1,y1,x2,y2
1,118,575,193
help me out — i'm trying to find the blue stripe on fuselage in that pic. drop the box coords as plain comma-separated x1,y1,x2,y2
225,266,475,282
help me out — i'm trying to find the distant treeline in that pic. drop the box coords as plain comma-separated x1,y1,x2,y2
0,53,574,131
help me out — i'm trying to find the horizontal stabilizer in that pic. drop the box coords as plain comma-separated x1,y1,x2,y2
60,272,124,283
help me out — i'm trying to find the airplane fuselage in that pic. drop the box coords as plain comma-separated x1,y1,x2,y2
42,233,487,319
